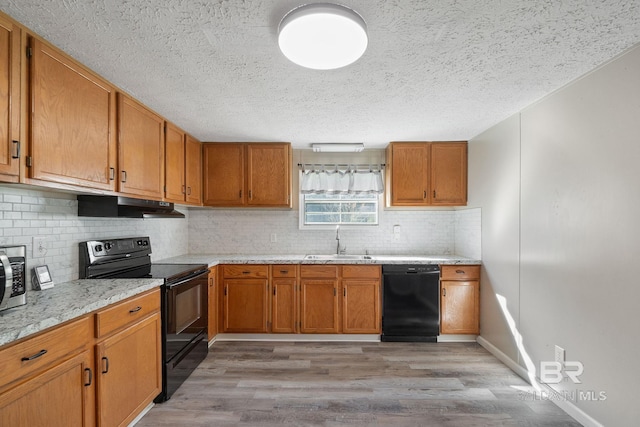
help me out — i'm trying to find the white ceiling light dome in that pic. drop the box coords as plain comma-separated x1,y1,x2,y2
278,3,368,70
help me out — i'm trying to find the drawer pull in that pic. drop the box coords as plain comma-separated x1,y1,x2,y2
242,271,250,275
455,270,465,274
101,356,109,374
280,270,288,274
129,306,142,313
84,368,93,386
21,349,47,362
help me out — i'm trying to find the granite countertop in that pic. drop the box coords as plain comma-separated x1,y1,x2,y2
157,254,481,266
0,278,163,348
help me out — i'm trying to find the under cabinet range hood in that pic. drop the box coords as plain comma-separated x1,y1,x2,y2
77,195,185,219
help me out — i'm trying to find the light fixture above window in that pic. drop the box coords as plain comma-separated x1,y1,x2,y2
311,143,365,152
278,3,368,70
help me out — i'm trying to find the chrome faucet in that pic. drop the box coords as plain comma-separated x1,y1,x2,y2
336,225,346,254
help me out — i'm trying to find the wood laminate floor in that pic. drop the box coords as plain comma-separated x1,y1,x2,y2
137,341,582,427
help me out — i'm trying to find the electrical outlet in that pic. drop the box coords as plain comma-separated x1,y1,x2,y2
270,233,277,243
393,224,401,240
555,345,565,365
32,236,47,257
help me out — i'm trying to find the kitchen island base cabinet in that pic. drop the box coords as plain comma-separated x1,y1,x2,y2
0,350,94,427
440,265,480,335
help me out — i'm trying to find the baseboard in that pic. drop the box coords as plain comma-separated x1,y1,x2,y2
438,334,477,342
128,401,154,426
212,333,381,342
476,336,604,427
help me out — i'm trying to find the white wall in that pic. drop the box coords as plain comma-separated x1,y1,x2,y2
0,186,189,287
470,44,640,426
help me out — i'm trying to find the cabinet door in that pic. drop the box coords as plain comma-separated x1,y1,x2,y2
300,279,339,333
96,313,162,427
117,93,164,199
208,267,217,341
272,278,297,333
342,279,381,334
0,16,20,181
440,280,479,334
203,143,245,206
388,142,429,206
30,38,116,190
431,142,467,206
223,279,269,332
185,134,202,205
164,122,185,203
0,351,94,427
247,143,291,207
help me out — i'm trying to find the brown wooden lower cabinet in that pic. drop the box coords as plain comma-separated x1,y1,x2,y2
342,279,381,334
219,264,381,335
0,288,162,427
223,279,269,333
272,277,297,333
440,265,480,334
95,313,162,427
0,350,94,427
300,279,340,333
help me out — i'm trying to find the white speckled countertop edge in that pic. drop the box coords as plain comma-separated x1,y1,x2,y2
156,254,481,267
0,278,163,348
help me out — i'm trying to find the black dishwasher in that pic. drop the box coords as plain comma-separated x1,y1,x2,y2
381,264,440,342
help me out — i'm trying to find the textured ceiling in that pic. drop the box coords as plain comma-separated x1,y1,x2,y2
2,0,640,149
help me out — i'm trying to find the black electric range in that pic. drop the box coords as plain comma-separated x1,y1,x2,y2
79,237,209,402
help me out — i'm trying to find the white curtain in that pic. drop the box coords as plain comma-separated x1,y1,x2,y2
300,164,384,195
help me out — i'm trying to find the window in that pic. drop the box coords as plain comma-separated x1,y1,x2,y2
299,164,383,227
303,193,379,225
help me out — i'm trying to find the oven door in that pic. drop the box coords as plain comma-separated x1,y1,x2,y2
165,271,208,361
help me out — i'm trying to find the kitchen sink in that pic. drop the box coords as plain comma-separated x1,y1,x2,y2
304,254,373,260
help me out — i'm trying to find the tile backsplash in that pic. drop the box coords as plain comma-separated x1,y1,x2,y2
0,186,189,287
1,185,481,290
189,207,481,259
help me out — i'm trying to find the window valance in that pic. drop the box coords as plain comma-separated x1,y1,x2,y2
299,164,384,195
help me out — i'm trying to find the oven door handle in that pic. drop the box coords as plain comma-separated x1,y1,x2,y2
167,270,209,289
0,253,13,310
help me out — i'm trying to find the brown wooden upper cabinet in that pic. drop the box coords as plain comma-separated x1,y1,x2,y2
29,37,117,191
0,15,20,182
164,122,202,205
386,141,467,207
117,93,164,199
203,142,292,207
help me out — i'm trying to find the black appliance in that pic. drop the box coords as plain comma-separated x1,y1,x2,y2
381,264,440,342
79,237,208,402
77,195,185,218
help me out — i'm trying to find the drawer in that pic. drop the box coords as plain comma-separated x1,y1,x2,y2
0,316,91,391
95,288,160,338
222,264,269,279
342,265,381,279
272,265,297,278
441,265,480,280
300,265,338,278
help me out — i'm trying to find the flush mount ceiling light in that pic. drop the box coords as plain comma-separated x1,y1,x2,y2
311,143,365,152
278,3,368,70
